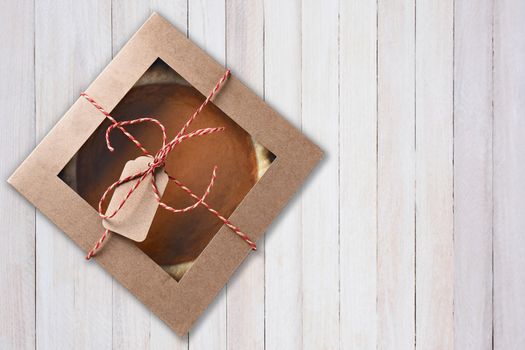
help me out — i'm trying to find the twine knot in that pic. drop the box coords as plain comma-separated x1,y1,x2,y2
149,148,168,170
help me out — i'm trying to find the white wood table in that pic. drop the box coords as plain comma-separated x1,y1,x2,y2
1,1,524,349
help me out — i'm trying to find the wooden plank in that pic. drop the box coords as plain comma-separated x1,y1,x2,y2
493,0,525,348
415,0,454,348
145,2,190,348
111,3,157,348
453,0,493,348
0,1,35,349
301,0,340,348
263,0,303,349
339,0,377,349
110,2,189,349
35,1,113,349
377,0,415,348
187,1,227,349
225,1,265,349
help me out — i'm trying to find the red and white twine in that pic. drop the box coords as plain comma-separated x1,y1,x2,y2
82,70,256,260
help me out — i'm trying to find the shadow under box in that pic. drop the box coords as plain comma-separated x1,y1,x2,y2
59,59,275,281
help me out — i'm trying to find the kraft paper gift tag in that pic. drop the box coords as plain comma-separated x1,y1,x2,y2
103,156,169,242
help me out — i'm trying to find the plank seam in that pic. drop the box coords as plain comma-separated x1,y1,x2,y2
449,7,456,345
337,1,342,349
490,0,495,347
375,1,379,349
413,0,417,348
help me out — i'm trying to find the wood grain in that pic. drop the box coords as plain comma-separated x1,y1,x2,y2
188,1,227,349
339,0,377,349
0,1,35,349
454,0,494,348
301,0,340,348
35,1,113,349
493,0,525,348
415,0,454,348
377,0,416,348
225,1,266,349
264,0,303,349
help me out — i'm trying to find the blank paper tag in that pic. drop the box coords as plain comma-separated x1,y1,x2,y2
102,156,169,242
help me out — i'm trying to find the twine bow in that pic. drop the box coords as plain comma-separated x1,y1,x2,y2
81,70,256,260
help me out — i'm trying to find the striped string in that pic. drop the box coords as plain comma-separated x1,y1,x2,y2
82,70,256,260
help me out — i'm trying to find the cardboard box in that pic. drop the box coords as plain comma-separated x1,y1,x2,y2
8,13,322,335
